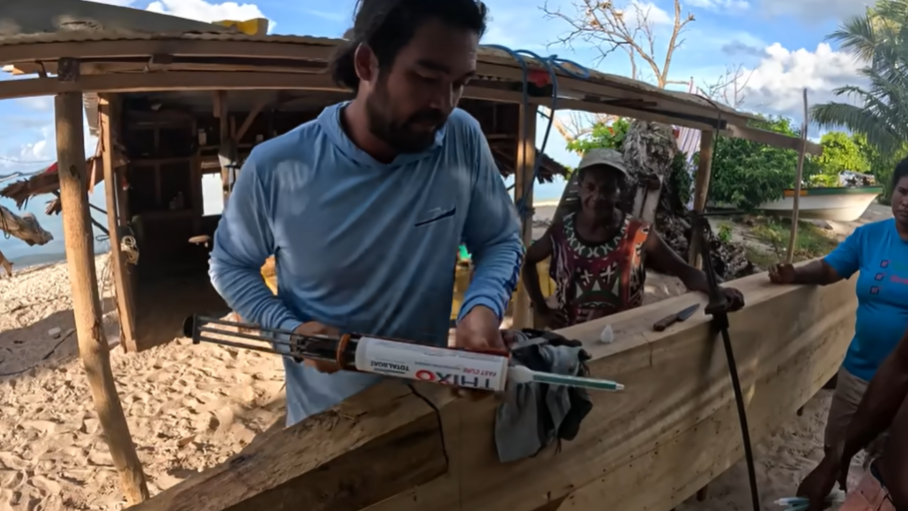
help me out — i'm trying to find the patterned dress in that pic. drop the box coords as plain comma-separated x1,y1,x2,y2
549,213,651,327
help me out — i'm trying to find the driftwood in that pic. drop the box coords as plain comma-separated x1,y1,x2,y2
127,270,855,511
0,249,12,277
0,204,53,246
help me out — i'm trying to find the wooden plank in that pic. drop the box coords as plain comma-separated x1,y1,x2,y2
129,269,855,511
99,94,137,352
126,383,449,511
722,124,822,156
0,39,332,65
235,98,268,141
512,104,536,330
0,72,344,100
688,130,715,268
0,70,805,150
55,91,149,504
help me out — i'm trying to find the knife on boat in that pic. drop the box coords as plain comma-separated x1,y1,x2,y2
652,303,700,332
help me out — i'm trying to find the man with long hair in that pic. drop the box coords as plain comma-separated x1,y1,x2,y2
209,0,523,425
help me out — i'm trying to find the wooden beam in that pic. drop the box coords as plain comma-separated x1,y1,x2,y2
217,91,231,205
0,72,344,100
786,89,810,264
99,94,137,353
0,71,808,150
721,124,822,156
55,91,149,504
235,98,268,142
512,104,537,330
688,130,715,268
126,269,856,511
127,383,449,511
0,39,331,66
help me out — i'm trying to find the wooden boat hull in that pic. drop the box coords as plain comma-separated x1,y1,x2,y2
131,268,856,511
759,186,883,222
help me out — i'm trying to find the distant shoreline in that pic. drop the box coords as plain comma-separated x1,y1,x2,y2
7,248,111,271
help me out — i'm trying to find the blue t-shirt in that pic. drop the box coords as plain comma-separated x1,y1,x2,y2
824,218,908,381
208,103,523,426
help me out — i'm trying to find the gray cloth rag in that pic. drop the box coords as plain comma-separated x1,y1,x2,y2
494,330,592,463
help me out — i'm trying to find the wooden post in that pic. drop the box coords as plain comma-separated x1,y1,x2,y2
785,89,810,264
216,91,232,205
100,94,138,353
688,129,715,268
512,105,537,330
55,91,149,504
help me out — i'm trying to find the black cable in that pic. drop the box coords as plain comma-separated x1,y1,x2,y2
693,212,760,511
690,89,760,511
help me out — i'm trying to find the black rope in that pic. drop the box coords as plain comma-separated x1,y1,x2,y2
690,93,761,511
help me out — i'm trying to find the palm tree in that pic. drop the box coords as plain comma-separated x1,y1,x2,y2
810,0,908,156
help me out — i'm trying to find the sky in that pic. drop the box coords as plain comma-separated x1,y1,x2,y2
0,0,871,260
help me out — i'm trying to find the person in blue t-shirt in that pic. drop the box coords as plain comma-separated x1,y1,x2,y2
769,157,908,468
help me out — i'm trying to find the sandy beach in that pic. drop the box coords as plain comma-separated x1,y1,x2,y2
0,206,886,510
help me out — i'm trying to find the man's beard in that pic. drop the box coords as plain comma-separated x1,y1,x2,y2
365,83,446,154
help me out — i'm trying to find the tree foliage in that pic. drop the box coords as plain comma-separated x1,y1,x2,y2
565,118,631,154
814,131,872,175
707,117,820,211
810,0,908,156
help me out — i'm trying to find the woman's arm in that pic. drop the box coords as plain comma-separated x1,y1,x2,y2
522,225,555,312
643,230,710,292
643,230,745,310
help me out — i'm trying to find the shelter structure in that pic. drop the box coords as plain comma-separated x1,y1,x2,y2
0,0,822,505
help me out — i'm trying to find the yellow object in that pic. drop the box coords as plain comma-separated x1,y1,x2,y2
450,258,555,321
259,255,556,322
214,18,269,36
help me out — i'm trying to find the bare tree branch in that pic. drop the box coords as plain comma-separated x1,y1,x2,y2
543,0,695,89
698,64,754,108
542,107,619,152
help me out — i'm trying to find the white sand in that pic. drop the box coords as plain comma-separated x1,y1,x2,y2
0,255,867,511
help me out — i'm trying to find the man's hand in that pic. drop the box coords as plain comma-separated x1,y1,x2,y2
454,305,507,353
452,306,507,400
796,454,847,511
769,263,798,284
721,287,745,311
293,321,342,373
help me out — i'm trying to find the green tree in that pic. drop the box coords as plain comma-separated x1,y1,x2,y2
566,118,631,154
814,131,872,175
810,0,908,156
707,117,821,211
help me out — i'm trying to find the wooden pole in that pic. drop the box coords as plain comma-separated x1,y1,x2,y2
512,105,537,330
688,129,715,268
55,91,149,504
100,94,138,353
785,89,810,264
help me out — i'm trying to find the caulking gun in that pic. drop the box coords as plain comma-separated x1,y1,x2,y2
186,315,624,393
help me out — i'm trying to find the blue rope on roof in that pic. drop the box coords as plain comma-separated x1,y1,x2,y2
479,45,591,223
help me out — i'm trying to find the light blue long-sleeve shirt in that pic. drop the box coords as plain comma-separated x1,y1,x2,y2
209,103,524,425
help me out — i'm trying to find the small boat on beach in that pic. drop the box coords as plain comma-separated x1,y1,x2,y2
759,186,883,222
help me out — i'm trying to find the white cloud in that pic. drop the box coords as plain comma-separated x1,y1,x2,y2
757,0,867,22
624,1,673,26
86,0,269,24
84,0,137,5
687,0,750,11
16,96,52,112
146,0,266,23
734,42,864,120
